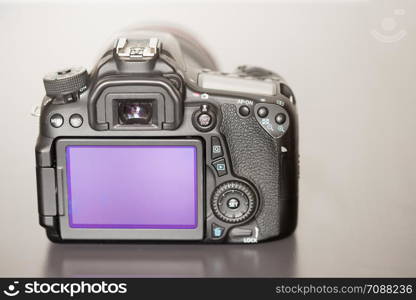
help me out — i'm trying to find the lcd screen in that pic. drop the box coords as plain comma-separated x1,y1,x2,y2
65,145,198,229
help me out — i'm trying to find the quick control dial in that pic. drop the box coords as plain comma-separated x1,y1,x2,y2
211,181,257,223
43,67,88,100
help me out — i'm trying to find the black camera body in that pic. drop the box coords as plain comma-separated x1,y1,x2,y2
36,29,298,243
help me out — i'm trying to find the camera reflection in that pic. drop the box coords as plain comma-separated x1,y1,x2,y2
43,236,297,277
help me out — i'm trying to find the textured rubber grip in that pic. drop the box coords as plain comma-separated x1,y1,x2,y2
220,104,281,240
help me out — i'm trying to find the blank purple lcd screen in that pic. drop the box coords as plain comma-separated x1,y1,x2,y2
65,145,198,229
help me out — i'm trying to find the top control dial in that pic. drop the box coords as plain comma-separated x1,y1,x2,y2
211,181,257,223
43,67,87,99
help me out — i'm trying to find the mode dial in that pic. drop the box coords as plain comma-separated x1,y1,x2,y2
43,67,88,99
211,181,257,223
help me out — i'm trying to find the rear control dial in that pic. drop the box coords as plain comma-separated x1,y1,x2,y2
211,181,257,223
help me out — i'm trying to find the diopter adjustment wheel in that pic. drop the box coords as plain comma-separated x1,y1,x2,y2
43,67,88,99
211,181,257,223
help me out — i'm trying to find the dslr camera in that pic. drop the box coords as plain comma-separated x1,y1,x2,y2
36,29,298,243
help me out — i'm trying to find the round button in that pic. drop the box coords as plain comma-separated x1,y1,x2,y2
50,114,64,128
275,113,286,124
227,198,240,209
198,113,212,127
238,105,250,117
257,107,269,118
212,181,257,223
69,114,83,128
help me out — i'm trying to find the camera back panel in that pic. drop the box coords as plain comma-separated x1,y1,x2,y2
36,31,298,243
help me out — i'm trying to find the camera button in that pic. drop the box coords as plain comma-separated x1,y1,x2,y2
211,136,223,159
212,158,227,177
227,198,240,209
69,114,83,128
50,114,64,128
254,103,290,138
257,107,269,118
238,105,250,117
197,113,212,127
275,113,286,125
211,223,225,238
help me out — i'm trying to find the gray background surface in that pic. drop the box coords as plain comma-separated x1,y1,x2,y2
0,0,415,277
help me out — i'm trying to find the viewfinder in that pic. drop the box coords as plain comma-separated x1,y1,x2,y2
118,100,153,125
